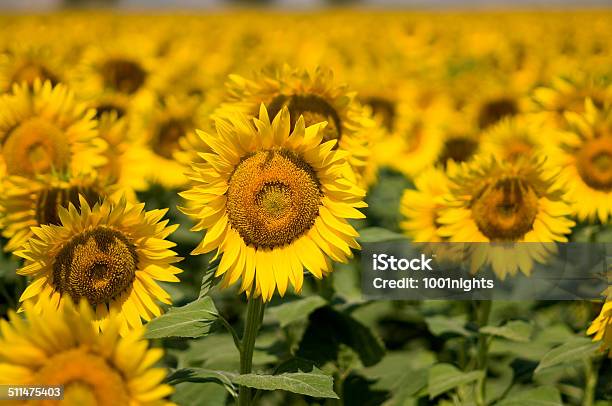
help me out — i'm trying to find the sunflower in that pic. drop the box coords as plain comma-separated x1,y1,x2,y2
0,298,174,404
376,86,451,178
548,100,612,223
437,156,575,278
180,105,366,302
71,33,157,118
587,298,612,357
400,167,450,242
16,196,182,334
97,111,153,197
530,74,612,127
0,80,106,179
479,116,549,163
0,45,62,93
221,65,373,184
0,173,113,253
133,94,206,188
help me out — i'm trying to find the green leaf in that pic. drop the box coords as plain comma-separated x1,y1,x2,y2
269,296,327,327
481,320,533,342
496,386,563,406
425,315,471,337
534,337,600,374
166,368,237,398
427,363,484,399
172,382,228,406
199,268,219,299
297,306,385,367
230,369,339,399
144,297,218,339
357,227,405,243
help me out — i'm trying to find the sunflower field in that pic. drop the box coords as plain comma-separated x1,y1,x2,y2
0,9,611,406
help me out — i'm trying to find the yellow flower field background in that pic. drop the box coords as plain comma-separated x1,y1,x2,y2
0,10,611,406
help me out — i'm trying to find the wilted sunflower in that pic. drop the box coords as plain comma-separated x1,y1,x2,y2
16,196,182,334
437,156,575,277
548,100,612,223
0,80,105,179
221,65,373,184
0,298,174,404
0,173,112,253
479,116,549,163
588,299,612,357
180,105,366,302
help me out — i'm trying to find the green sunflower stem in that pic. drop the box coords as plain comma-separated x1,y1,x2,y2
238,293,265,406
475,300,492,406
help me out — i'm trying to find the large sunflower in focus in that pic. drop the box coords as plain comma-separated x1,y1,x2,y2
221,66,373,184
16,197,181,334
0,80,105,179
0,299,174,404
549,100,612,223
437,156,575,278
180,105,366,301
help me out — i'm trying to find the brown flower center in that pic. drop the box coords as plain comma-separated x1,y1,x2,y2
363,96,396,132
53,227,138,306
226,149,321,249
478,98,518,129
438,136,478,165
2,117,70,177
471,177,539,241
268,94,342,144
101,58,146,94
36,185,102,226
153,118,190,159
576,136,612,191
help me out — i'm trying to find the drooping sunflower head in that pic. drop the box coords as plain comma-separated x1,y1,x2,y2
16,196,182,334
0,80,106,179
549,99,612,223
180,105,366,301
221,65,374,183
0,172,112,253
437,155,575,277
0,298,174,404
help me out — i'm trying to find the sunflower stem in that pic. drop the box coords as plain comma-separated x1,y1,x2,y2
238,292,265,406
582,356,600,406
475,300,492,406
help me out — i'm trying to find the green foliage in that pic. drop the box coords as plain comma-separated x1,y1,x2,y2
144,297,218,339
